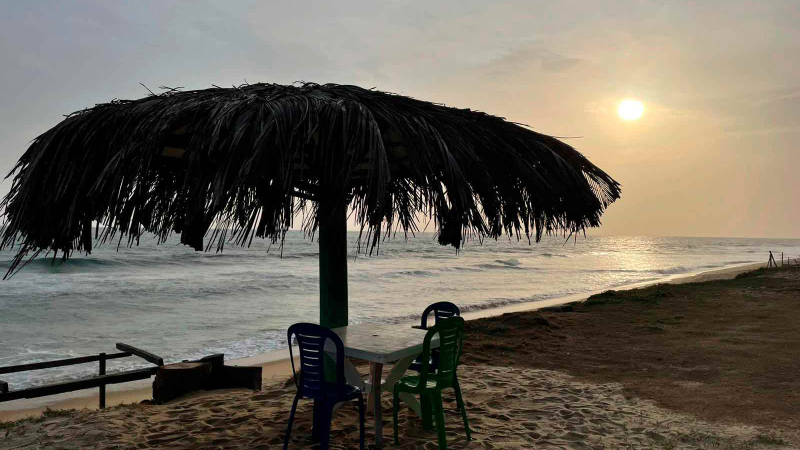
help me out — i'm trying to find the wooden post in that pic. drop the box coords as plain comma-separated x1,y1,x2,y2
0,379,8,394
99,352,106,409
318,199,348,329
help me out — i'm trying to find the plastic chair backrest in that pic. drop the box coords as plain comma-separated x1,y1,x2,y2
420,301,460,330
287,323,345,399
418,316,464,389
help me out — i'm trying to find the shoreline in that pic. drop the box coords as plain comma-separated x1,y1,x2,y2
0,261,763,422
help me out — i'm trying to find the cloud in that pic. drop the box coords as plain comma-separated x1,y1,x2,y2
483,44,582,76
703,87,800,137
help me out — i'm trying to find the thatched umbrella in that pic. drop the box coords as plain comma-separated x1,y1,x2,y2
0,82,620,328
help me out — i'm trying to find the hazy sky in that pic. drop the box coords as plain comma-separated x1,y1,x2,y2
1,1,798,238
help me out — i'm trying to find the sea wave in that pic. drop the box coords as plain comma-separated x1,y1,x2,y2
475,259,526,270
387,270,435,278
654,266,692,275
2,257,122,271
2,233,798,390
494,258,522,267
723,260,756,265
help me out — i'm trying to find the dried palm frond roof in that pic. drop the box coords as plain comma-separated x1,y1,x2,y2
0,82,620,276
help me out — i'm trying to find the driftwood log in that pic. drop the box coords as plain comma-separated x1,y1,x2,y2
152,354,263,404
153,362,212,404
196,354,262,391
198,354,225,389
217,365,263,391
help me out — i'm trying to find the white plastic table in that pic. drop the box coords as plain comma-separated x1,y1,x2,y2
328,323,438,447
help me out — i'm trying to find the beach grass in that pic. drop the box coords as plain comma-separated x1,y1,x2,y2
0,407,76,431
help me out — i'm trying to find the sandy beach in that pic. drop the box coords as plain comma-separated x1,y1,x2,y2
0,364,787,450
0,262,762,423
4,262,799,449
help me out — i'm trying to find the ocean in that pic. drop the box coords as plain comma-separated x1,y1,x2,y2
1,232,799,390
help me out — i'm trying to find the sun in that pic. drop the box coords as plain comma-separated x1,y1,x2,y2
618,99,644,121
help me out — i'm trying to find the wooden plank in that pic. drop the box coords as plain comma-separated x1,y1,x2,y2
0,353,214,404
0,376,106,402
116,343,164,366
104,367,159,385
0,367,157,402
0,352,130,375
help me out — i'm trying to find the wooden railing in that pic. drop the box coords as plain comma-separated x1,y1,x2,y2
768,251,800,268
0,343,163,409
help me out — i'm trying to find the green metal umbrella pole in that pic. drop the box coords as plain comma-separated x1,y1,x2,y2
0,83,621,328
317,198,348,328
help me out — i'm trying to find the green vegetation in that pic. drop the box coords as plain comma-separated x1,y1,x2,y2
584,266,798,309
584,285,675,307
0,407,77,431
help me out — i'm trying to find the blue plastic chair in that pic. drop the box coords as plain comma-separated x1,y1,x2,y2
284,323,365,450
409,302,461,373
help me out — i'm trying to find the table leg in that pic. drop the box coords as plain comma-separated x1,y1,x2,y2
367,355,415,413
384,354,416,386
399,392,422,417
368,362,384,446
385,355,423,417
331,357,368,415
343,357,366,390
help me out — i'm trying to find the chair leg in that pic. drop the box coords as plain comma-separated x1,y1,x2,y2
432,390,448,450
283,394,301,450
453,381,471,441
393,387,400,445
318,401,334,450
454,379,464,412
421,391,434,431
311,399,321,441
358,395,366,450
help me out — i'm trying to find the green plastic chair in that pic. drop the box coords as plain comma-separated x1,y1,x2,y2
392,316,471,449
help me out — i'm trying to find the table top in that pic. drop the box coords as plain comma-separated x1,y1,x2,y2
329,323,439,364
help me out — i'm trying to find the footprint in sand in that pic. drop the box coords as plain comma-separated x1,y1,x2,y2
145,431,189,446
229,413,255,424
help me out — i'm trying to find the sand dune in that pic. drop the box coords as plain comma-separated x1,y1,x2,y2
1,364,786,449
